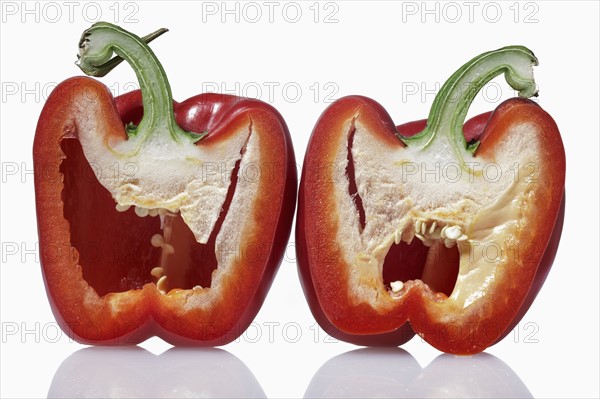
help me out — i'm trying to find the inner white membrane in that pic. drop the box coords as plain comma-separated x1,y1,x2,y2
76,111,261,303
334,117,541,311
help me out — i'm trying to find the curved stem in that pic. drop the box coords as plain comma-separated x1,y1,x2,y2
87,28,169,78
77,22,202,143
401,46,538,163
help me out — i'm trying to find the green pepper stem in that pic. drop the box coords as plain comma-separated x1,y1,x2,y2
76,22,202,143
400,46,538,163
85,28,169,78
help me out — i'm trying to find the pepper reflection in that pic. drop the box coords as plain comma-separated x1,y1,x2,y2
305,348,532,398
48,347,265,398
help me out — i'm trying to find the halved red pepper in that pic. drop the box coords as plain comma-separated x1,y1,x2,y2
296,46,565,354
34,22,296,345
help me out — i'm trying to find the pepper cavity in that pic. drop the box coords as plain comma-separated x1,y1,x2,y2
356,217,465,299
118,204,213,295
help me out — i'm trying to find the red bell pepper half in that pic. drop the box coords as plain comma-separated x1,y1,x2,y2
33,22,296,345
297,46,565,354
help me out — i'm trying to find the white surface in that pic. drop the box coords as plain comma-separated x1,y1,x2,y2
1,1,598,398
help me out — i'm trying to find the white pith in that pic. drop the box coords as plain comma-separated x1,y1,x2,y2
334,117,541,312
76,111,261,302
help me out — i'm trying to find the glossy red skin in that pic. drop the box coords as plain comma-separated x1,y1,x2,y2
34,77,296,345
296,95,565,352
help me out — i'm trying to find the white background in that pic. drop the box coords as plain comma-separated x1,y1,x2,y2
1,1,599,397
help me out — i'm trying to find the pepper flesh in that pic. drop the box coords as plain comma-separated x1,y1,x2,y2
34,23,296,345
296,46,565,354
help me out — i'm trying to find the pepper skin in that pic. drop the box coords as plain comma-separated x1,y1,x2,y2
296,46,565,354
34,23,296,345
